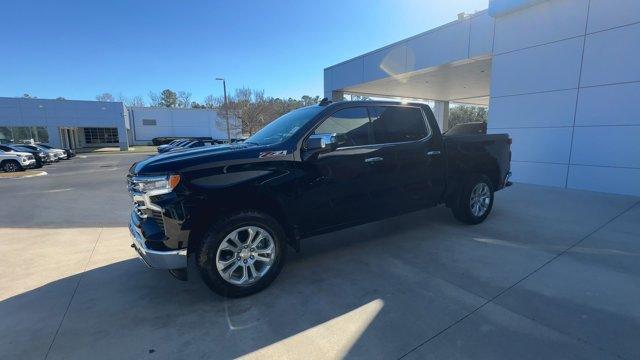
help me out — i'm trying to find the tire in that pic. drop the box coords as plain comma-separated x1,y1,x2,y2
1,160,22,173
451,174,494,224
196,211,287,298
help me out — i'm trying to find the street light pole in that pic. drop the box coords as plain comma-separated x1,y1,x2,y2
215,77,231,142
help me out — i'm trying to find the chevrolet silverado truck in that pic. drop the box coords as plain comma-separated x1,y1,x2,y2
127,100,512,297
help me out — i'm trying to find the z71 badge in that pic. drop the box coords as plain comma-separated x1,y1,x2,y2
259,150,288,158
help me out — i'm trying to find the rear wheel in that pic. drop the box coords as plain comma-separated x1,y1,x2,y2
451,174,494,224
197,211,287,298
1,160,22,172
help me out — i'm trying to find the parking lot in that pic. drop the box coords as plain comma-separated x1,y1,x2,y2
0,153,638,360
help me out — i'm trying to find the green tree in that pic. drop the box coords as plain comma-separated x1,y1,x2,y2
301,95,320,106
160,89,178,107
95,93,114,102
448,105,488,127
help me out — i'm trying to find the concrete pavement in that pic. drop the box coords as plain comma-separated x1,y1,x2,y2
0,153,638,359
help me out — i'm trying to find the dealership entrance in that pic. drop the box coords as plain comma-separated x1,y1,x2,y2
59,127,79,150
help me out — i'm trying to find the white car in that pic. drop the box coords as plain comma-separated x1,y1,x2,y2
0,150,36,172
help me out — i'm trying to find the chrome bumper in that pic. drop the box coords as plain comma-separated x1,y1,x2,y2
129,214,187,269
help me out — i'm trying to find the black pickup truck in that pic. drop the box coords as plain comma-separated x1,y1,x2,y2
128,100,511,297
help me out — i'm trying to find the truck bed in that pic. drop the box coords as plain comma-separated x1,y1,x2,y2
443,133,512,194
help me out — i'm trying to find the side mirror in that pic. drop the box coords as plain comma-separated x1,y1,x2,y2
305,133,338,152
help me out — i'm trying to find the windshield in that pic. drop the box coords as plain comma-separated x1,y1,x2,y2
246,106,324,146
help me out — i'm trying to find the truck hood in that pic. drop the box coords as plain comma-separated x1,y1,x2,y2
130,143,282,175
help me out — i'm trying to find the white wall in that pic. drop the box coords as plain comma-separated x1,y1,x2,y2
129,107,238,144
0,97,128,150
489,0,640,196
324,0,640,196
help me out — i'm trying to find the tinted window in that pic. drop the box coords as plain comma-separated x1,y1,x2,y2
369,106,428,144
0,145,10,151
314,107,372,147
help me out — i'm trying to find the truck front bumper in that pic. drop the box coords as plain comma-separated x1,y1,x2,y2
129,211,187,269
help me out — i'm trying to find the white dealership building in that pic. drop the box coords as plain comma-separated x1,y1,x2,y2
0,97,235,151
324,0,640,196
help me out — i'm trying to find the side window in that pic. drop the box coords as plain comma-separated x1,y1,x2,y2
369,106,429,144
314,107,372,147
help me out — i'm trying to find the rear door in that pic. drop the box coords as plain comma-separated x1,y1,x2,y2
367,105,445,213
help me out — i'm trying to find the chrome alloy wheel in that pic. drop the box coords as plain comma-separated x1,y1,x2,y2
215,226,275,286
470,182,491,217
3,162,18,172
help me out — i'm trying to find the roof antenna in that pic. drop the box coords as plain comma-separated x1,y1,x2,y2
319,97,332,106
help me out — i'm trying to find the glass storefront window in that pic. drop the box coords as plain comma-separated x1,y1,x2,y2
83,127,119,144
0,126,49,144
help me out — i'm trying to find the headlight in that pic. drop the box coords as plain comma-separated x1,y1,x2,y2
131,175,181,195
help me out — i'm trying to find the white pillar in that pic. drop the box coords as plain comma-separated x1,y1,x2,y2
46,125,62,148
433,100,450,132
117,125,129,151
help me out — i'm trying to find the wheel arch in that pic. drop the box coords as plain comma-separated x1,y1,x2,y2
187,189,298,255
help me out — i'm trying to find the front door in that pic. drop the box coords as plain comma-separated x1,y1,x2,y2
298,106,375,233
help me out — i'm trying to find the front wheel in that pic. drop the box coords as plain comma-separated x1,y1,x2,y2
451,174,494,224
197,211,287,298
2,160,22,172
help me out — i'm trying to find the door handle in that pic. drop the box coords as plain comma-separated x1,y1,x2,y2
426,150,441,156
364,157,384,163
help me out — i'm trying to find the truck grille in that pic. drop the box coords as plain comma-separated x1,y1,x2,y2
148,209,165,230
133,201,165,231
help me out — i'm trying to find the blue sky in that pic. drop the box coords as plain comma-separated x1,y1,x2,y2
1,0,488,103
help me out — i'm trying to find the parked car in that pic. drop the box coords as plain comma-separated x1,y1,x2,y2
37,143,74,159
167,140,207,152
444,121,487,136
127,100,512,297
152,136,212,146
156,139,186,153
0,149,36,172
18,144,59,163
157,139,191,154
0,144,45,168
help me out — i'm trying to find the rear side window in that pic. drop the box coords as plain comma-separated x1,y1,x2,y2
314,107,372,147
369,106,428,144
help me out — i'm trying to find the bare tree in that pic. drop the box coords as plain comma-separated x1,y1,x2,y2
177,91,192,108
96,93,115,102
148,91,161,107
130,96,145,107
203,95,217,109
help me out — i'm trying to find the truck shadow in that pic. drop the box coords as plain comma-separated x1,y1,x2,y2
0,206,479,360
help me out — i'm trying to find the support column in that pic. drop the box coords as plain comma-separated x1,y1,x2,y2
117,125,129,151
433,100,450,132
46,125,62,148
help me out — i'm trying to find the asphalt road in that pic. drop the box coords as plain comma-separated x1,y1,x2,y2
1,153,639,360
0,154,149,228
